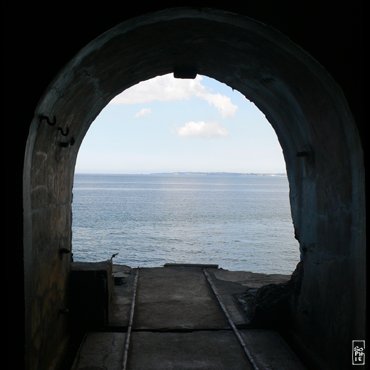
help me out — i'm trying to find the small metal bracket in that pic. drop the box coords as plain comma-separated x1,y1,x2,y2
173,66,197,79
57,127,69,137
39,114,56,126
58,137,75,147
39,114,74,147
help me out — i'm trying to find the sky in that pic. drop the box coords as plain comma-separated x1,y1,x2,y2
75,74,286,174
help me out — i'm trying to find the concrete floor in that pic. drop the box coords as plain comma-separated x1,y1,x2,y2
72,332,126,370
135,267,228,330
72,266,304,370
109,265,135,328
129,331,252,370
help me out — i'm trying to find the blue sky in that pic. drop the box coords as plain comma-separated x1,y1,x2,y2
75,74,286,174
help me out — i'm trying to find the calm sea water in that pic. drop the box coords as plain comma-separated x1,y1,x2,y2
72,173,300,274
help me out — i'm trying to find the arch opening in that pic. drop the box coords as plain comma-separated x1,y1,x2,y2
23,8,365,370
72,73,300,274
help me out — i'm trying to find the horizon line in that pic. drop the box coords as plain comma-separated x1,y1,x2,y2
74,171,287,176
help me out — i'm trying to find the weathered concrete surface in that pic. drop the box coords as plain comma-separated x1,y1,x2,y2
72,329,306,370
129,331,253,370
109,265,134,328
208,269,290,326
241,329,305,370
235,262,303,328
212,269,290,288
134,267,228,330
72,332,126,370
71,267,306,370
109,266,292,328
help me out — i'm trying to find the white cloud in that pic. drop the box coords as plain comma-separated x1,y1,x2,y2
111,74,237,117
134,108,152,118
177,121,228,138
198,92,237,117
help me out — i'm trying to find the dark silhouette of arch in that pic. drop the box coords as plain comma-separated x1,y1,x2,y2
21,8,365,370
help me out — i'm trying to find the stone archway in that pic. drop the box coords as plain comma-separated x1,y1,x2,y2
23,8,365,370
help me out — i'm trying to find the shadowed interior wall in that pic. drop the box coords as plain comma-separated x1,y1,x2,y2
22,8,365,370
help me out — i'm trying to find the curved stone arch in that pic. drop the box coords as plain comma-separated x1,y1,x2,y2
23,8,365,370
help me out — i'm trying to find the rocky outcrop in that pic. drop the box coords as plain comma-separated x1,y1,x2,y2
236,262,303,328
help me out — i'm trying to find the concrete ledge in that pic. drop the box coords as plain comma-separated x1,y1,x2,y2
70,261,114,328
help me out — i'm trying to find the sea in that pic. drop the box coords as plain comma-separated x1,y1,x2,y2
72,173,300,274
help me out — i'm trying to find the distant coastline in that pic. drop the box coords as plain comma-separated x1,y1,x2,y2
75,172,287,177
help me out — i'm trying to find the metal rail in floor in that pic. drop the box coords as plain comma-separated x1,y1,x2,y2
122,268,139,370
203,268,259,370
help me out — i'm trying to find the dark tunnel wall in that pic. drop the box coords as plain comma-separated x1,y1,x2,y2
3,2,364,370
